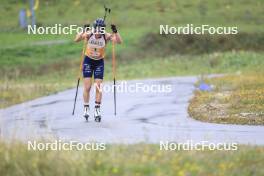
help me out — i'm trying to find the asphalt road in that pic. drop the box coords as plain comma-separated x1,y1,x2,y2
1,76,264,145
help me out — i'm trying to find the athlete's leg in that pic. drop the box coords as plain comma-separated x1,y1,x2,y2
94,59,104,104
82,56,93,119
93,59,104,121
94,79,103,103
83,78,92,120
83,78,92,104
83,56,93,104
94,78,102,122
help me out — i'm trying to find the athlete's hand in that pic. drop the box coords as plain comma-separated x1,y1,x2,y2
111,24,118,33
83,24,90,33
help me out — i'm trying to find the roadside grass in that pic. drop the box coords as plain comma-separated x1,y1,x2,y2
188,71,264,125
0,142,263,176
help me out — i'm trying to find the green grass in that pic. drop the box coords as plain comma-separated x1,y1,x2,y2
0,142,263,176
1,0,264,32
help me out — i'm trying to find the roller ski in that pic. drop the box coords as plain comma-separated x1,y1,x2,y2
83,105,90,121
94,105,101,122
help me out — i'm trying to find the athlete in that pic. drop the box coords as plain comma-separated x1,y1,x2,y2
74,18,122,122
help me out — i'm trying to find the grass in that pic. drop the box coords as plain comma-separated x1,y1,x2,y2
188,71,264,125
1,0,264,32
0,142,263,176
141,32,264,55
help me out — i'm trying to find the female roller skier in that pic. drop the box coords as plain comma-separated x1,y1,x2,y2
74,18,122,122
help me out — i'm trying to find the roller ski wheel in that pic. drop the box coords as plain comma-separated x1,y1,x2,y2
95,115,101,122
83,105,90,122
94,105,101,122
84,114,89,122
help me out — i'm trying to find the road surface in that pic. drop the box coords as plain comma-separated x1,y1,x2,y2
1,76,264,145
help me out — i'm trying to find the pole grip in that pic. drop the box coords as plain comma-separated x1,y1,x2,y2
112,39,116,79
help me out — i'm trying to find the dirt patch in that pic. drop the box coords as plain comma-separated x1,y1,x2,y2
188,75,264,125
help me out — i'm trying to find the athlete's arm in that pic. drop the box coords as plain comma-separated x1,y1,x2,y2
107,24,122,44
112,32,122,44
105,33,122,44
74,32,85,42
74,30,92,42
74,24,91,42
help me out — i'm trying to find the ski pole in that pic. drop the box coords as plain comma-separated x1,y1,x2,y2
72,39,87,115
103,5,111,21
112,35,117,116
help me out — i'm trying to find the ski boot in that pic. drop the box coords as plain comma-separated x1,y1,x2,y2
83,105,90,121
94,105,101,122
